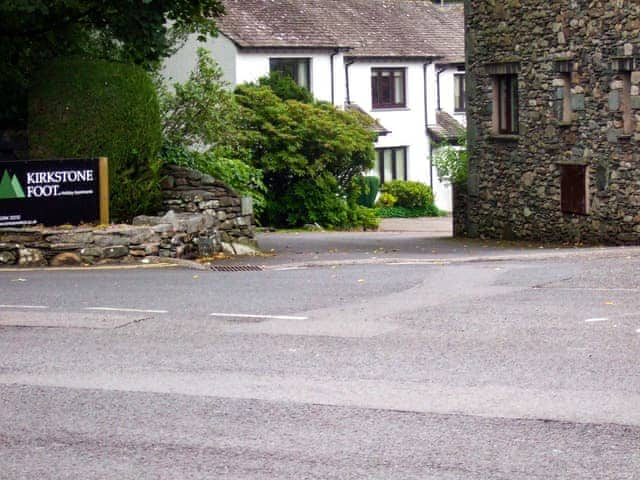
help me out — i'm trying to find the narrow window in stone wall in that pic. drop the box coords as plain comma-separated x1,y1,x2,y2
492,74,519,134
560,164,589,215
554,73,572,123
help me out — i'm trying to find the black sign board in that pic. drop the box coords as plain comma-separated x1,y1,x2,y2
0,158,103,227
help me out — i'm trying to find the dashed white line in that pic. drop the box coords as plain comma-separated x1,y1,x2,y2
210,312,308,321
85,307,168,314
584,317,610,323
0,304,48,309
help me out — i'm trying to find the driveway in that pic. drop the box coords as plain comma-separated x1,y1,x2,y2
237,216,636,268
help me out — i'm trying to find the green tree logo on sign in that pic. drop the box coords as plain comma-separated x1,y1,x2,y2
0,170,26,200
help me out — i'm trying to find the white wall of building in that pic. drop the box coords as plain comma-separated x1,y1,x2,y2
163,37,464,212
347,60,431,185
436,66,467,126
164,36,344,106
235,49,340,104
162,33,238,86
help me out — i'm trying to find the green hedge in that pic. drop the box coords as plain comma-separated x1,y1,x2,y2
380,180,434,210
28,57,162,222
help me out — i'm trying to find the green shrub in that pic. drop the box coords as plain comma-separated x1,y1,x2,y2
375,205,442,218
349,205,380,230
380,180,434,210
255,72,314,103
28,57,162,222
235,81,376,228
356,175,380,208
376,192,397,207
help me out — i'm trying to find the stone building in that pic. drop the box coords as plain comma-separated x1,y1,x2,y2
457,1,640,243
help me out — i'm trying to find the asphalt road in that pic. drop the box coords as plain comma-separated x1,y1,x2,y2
1,230,639,479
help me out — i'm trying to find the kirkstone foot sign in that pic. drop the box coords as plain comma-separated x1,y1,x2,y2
0,158,109,227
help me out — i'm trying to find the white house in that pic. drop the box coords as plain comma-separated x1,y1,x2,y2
163,0,465,212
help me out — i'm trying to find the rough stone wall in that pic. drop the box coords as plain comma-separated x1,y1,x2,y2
0,165,257,267
459,0,640,244
160,164,254,245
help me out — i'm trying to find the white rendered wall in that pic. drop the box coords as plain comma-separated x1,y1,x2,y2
235,50,340,104
348,60,431,185
437,66,467,126
162,33,238,87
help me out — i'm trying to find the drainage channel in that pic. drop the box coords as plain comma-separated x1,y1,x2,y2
211,265,265,272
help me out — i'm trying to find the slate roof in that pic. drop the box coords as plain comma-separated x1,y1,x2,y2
427,110,465,143
345,103,391,136
217,0,465,59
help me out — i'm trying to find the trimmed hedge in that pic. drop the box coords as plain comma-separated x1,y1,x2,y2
380,180,435,210
28,57,162,222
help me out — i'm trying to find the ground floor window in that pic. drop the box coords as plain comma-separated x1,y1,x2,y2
560,164,589,214
374,147,407,183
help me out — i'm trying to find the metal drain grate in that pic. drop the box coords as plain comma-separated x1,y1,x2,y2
212,265,264,272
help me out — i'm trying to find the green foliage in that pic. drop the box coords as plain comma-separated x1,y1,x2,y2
376,192,397,207
161,48,245,157
356,175,380,208
255,72,314,103
349,205,380,230
161,143,266,216
235,81,377,228
28,57,163,222
375,205,442,218
1,0,224,126
380,180,435,210
433,130,468,183
160,49,266,215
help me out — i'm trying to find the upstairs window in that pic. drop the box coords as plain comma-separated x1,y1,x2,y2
554,73,572,123
493,74,519,134
269,58,311,89
374,147,407,183
372,68,406,109
621,72,634,135
454,73,466,112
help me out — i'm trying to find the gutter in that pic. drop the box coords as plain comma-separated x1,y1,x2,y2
436,66,447,111
330,49,340,105
345,59,355,104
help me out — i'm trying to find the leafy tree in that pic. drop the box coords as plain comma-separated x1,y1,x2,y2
0,0,224,126
160,49,266,215
161,48,244,156
235,78,378,228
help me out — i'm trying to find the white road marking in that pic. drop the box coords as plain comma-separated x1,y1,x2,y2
210,312,308,321
584,317,609,323
85,307,168,314
636,328,640,334
0,304,48,309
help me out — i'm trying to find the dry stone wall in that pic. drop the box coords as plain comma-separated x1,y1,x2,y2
459,0,640,244
0,165,257,267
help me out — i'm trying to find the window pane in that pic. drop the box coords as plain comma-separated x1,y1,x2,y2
297,62,308,88
395,148,406,180
510,77,519,133
372,69,405,108
270,58,310,89
499,77,508,131
384,149,393,181
394,73,404,105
